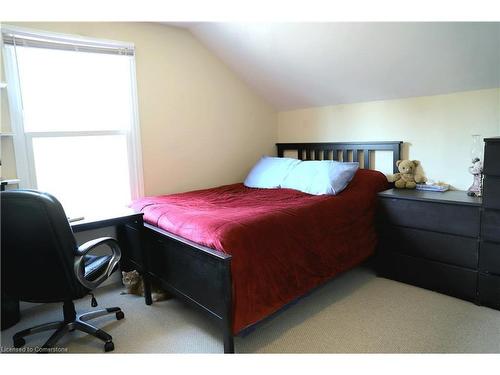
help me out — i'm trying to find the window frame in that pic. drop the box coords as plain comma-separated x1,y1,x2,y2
1,25,144,203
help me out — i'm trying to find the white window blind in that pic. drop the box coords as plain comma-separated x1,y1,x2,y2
2,26,143,218
2,29,134,55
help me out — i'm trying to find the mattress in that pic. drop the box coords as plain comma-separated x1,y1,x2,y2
131,168,389,333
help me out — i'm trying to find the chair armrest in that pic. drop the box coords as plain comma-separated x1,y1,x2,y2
74,237,121,290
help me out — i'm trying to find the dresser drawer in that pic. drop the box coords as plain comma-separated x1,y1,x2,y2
378,252,478,302
483,176,500,210
379,198,480,237
379,226,478,269
479,241,500,275
481,209,500,243
484,141,500,176
478,273,500,310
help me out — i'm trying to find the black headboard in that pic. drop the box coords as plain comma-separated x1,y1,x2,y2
276,141,402,174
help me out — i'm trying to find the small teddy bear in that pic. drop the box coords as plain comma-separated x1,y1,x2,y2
390,160,427,189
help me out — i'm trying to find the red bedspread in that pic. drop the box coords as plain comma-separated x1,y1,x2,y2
131,169,388,333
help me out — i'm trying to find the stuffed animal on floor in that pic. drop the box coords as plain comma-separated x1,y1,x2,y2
389,160,427,189
121,270,171,302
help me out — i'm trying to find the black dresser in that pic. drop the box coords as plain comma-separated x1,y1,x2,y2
376,137,500,309
478,137,500,309
376,189,482,302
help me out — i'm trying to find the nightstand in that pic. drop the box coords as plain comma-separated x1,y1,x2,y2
376,188,482,303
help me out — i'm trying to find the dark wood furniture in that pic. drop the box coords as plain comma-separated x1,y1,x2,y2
1,294,20,330
478,137,500,309
0,179,20,191
123,141,402,353
376,189,482,302
71,208,143,233
71,208,153,306
277,141,402,173
377,137,500,310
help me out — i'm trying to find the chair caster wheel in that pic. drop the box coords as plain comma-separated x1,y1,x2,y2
104,341,115,352
13,337,25,348
116,311,125,320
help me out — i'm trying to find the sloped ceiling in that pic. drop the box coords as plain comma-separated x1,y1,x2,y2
171,22,500,110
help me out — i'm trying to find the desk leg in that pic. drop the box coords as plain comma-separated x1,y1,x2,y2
223,328,234,354
142,272,153,306
136,220,153,306
117,220,153,306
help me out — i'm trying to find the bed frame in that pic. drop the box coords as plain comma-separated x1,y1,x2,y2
119,141,402,353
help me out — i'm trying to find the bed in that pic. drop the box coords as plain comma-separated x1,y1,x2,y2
119,141,402,353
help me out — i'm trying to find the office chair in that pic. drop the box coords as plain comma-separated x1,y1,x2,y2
1,190,124,352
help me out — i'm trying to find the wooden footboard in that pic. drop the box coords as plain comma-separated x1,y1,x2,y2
119,222,234,353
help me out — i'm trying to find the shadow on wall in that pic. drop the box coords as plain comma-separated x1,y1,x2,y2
398,142,428,183
401,142,411,160
399,142,455,189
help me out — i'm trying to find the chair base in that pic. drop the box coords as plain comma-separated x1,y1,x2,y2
12,302,124,353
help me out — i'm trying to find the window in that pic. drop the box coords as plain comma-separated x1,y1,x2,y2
2,26,143,218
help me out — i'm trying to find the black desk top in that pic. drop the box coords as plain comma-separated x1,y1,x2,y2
70,207,143,232
378,188,482,207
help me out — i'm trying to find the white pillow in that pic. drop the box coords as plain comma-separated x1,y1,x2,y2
281,160,359,195
244,156,301,189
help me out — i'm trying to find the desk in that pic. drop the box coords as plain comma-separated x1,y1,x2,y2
71,208,143,233
0,179,20,191
70,208,153,306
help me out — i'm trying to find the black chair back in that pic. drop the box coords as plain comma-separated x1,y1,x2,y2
1,190,88,303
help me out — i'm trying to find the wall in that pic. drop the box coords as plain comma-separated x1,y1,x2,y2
2,23,499,194
278,88,500,190
1,22,277,195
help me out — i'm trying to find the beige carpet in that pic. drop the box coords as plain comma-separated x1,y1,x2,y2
2,267,500,353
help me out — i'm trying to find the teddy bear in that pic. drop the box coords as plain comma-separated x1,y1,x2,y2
389,160,427,189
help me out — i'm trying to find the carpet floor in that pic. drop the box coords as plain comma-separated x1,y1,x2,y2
2,267,500,353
